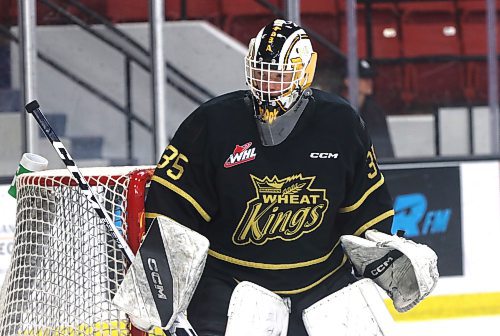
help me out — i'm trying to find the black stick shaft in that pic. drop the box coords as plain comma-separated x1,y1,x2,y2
25,100,134,262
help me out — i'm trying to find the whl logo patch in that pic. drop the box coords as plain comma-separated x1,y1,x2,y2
224,142,256,168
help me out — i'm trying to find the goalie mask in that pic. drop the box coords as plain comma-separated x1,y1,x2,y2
245,19,317,123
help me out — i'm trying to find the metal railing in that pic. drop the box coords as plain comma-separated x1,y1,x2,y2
39,0,217,162
4,0,218,164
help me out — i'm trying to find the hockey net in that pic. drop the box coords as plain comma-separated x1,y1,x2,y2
0,166,166,336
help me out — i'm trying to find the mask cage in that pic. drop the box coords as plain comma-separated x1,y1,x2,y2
245,56,305,103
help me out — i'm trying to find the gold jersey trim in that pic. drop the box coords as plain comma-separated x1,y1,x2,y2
145,212,176,222
208,209,394,272
150,175,211,222
233,256,349,295
208,240,341,270
353,209,395,236
274,256,349,295
339,173,386,213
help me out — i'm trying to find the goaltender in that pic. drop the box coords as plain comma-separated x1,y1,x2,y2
114,19,438,336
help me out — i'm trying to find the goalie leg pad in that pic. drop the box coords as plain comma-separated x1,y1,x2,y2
113,216,210,330
225,281,290,336
302,279,395,336
341,229,438,312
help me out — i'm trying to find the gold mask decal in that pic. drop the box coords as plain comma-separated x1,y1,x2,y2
233,174,329,246
258,105,279,124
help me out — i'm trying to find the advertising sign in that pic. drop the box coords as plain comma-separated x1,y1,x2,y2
383,165,463,276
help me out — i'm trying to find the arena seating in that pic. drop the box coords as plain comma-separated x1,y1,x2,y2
457,0,499,103
458,0,500,55
104,0,150,23
2,0,69,25
105,0,222,23
0,0,10,25
220,0,280,45
400,1,460,57
1,0,107,25
1,0,498,110
398,2,463,106
338,1,401,59
463,60,489,103
299,0,340,61
372,63,405,112
184,0,222,24
403,61,467,106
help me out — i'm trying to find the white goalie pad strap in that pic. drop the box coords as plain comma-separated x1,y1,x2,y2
225,281,290,336
303,279,395,336
113,216,210,330
341,229,439,312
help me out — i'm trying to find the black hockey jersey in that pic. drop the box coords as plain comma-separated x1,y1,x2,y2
145,89,394,295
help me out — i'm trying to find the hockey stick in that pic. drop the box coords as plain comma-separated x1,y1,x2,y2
25,100,134,262
25,100,197,336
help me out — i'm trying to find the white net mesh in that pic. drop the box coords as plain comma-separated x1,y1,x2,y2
0,166,155,335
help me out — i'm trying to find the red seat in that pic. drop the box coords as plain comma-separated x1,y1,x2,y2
221,0,281,29
6,0,121,25
301,0,337,15
457,0,500,102
104,0,186,23
221,0,281,45
402,62,466,106
77,1,106,12
400,1,459,57
458,0,500,55
165,0,182,20
9,0,72,25
0,0,12,25
463,60,489,103
104,0,149,23
301,15,341,62
185,0,222,24
398,2,463,106
221,0,281,16
300,0,340,61
339,2,401,59
372,63,405,114
68,1,107,24
337,2,365,58
225,15,277,47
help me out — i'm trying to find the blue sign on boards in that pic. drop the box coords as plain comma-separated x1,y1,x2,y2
383,165,463,276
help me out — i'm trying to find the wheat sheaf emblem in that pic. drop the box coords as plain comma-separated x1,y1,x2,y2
255,175,310,195
282,182,306,195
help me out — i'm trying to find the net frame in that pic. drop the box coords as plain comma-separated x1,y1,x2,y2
0,166,162,336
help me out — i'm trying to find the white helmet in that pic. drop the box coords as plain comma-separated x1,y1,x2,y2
245,19,317,123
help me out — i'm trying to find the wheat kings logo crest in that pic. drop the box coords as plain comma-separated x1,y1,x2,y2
233,174,329,245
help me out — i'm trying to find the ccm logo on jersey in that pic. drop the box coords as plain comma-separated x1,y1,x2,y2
224,142,256,168
310,152,338,159
147,258,168,300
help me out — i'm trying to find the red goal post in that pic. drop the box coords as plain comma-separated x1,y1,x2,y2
0,166,167,336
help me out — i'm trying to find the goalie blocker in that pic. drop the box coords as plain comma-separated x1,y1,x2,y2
113,216,209,333
341,229,439,312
